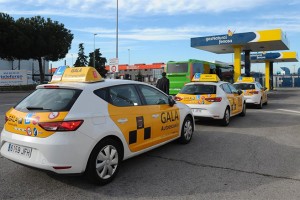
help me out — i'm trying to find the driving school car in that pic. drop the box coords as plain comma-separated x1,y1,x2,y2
0,66,194,185
233,77,268,109
175,74,246,126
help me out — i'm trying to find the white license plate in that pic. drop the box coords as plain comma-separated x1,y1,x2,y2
192,109,201,113
7,143,32,158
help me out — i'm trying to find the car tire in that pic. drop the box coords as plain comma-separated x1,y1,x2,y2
178,116,194,144
86,138,122,185
220,107,230,126
257,99,263,109
239,102,246,117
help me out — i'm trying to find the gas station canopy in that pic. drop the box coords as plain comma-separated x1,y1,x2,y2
191,29,290,53
247,51,298,63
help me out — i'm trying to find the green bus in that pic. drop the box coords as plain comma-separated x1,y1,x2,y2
166,59,233,95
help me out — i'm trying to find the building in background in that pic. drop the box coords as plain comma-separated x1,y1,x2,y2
105,62,166,84
0,59,50,82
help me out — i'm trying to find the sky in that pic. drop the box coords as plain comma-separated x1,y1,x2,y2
1,0,300,74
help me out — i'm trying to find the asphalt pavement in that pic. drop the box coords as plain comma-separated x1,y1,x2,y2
0,88,300,200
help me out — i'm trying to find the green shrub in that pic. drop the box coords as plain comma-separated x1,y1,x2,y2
0,85,37,91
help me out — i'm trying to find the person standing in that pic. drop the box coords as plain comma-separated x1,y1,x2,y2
156,72,169,95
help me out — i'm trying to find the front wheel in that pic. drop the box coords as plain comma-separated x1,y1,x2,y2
86,138,122,185
178,116,194,144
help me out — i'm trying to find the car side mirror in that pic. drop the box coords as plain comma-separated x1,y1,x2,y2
237,90,243,95
168,95,176,107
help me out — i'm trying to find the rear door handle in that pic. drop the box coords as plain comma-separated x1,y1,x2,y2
117,118,128,123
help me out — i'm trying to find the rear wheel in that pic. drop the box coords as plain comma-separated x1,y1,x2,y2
239,102,246,116
86,138,121,185
178,116,193,144
257,99,263,109
220,107,230,126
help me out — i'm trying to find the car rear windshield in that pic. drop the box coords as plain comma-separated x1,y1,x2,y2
15,88,82,112
180,84,216,95
234,83,255,90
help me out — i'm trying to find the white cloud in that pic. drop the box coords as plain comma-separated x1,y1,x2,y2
74,21,300,42
6,8,112,19
3,0,278,18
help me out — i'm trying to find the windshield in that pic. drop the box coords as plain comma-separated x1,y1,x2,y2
180,84,216,95
167,63,188,73
234,83,255,90
15,88,82,112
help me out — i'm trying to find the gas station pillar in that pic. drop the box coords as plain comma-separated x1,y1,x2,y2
233,46,242,82
270,61,273,90
244,50,251,77
265,61,270,90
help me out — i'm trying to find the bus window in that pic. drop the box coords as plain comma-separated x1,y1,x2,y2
167,63,188,73
192,63,203,75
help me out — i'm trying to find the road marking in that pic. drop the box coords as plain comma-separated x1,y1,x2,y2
0,104,15,107
277,109,300,114
248,109,300,116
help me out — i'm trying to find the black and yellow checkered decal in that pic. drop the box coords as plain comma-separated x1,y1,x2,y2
108,104,180,152
129,116,151,144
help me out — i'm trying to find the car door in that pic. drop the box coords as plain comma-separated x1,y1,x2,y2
256,82,267,103
228,83,243,114
104,84,148,153
136,84,180,149
220,83,235,115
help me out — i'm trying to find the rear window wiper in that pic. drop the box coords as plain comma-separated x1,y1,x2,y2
26,106,52,111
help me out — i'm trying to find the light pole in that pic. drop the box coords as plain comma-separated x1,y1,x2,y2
71,54,73,66
116,0,118,59
128,49,130,66
94,33,97,68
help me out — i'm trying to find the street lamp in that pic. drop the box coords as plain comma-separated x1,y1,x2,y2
116,0,118,59
71,54,74,66
94,33,97,68
128,49,130,66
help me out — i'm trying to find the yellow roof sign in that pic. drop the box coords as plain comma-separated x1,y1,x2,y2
50,66,103,83
237,77,255,83
192,73,220,82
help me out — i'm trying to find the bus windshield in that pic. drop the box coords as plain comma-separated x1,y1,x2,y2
167,63,188,73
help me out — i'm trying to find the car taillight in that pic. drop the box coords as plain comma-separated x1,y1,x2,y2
249,91,259,94
38,120,83,131
174,96,183,101
205,97,222,102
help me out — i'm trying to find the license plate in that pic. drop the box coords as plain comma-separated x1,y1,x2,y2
192,109,201,113
8,143,32,158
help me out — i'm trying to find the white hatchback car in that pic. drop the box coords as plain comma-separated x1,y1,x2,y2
0,66,194,185
233,77,268,109
175,74,246,126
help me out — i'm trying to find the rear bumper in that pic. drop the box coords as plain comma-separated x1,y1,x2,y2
187,104,225,119
0,129,95,174
244,95,261,104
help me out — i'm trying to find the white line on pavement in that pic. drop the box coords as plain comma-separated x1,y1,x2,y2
0,104,15,107
277,109,300,114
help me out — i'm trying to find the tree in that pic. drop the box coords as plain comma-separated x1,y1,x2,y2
0,13,21,61
88,48,108,77
15,16,73,83
74,43,88,67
